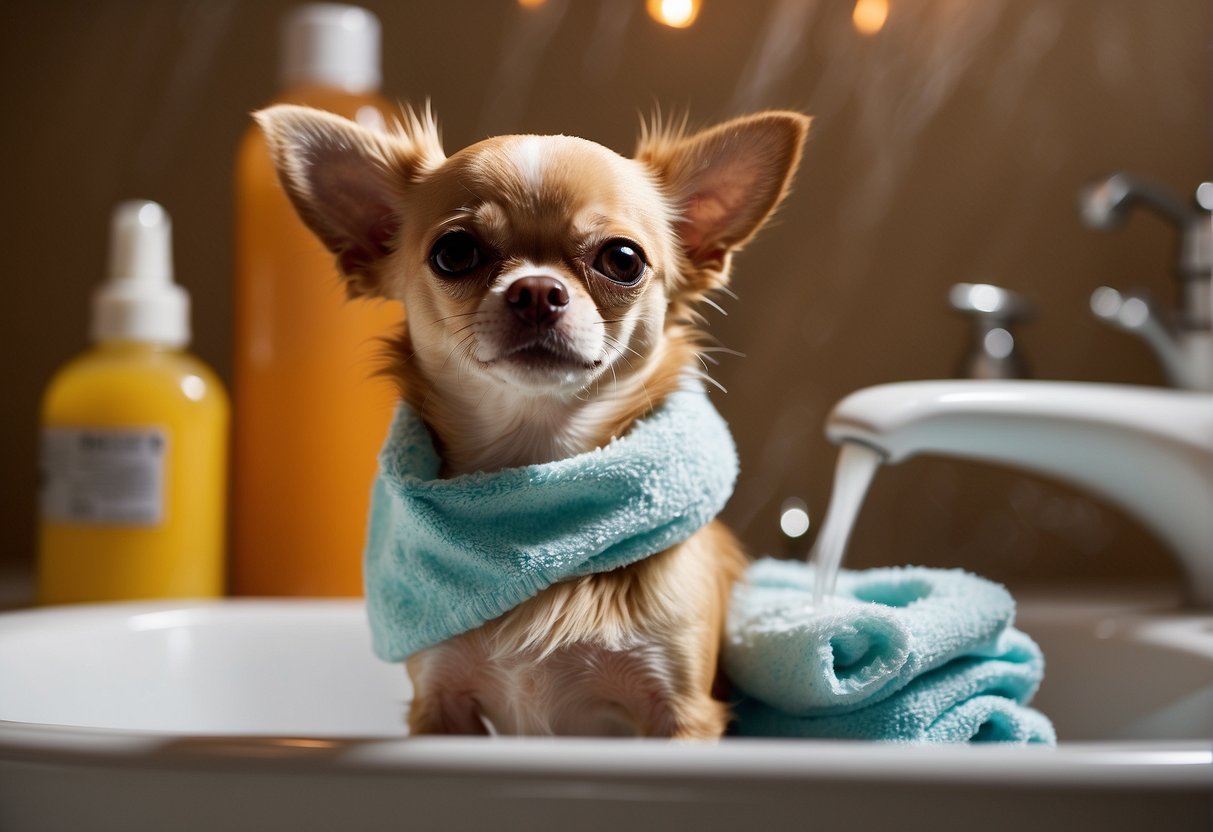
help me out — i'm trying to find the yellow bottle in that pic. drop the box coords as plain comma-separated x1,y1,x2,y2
232,4,400,597
38,201,229,604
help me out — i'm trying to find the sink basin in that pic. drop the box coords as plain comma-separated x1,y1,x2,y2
1,596,1210,831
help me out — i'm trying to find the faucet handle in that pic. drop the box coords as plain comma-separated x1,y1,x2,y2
1078,173,1196,231
949,282,1032,321
949,283,1033,380
1079,172,1212,292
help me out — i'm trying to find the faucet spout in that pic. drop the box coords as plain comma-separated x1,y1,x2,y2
826,380,1213,605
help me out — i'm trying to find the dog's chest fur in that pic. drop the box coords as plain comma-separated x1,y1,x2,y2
405,524,744,736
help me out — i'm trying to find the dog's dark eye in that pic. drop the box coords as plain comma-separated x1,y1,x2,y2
429,231,482,277
593,240,647,286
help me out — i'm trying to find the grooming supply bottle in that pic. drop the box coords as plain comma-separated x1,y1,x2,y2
233,4,399,596
38,201,229,604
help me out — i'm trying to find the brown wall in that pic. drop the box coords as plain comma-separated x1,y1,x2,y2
2,0,1207,600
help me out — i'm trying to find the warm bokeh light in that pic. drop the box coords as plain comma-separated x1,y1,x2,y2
852,0,889,36
647,0,701,29
517,0,547,8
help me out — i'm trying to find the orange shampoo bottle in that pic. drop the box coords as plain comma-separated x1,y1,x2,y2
232,4,400,596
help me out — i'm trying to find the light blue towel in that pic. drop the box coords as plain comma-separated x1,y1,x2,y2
725,559,1055,744
735,629,1056,743
364,381,738,663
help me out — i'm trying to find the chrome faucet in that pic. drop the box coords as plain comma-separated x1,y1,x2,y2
825,380,1213,606
1078,173,1213,390
949,282,1032,380
815,175,1213,608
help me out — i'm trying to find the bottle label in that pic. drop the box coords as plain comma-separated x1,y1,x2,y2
40,428,168,526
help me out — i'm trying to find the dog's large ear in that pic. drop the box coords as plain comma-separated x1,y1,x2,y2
254,104,445,297
637,111,809,292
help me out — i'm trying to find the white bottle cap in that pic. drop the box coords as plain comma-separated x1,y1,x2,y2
91,200,191,347
280,4,382,93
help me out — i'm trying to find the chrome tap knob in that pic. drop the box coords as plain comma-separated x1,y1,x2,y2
949,282,1032,380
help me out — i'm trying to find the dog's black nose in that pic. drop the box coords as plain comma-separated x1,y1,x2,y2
506,275,570,329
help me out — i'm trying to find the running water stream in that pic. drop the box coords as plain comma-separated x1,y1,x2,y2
807,442,885,608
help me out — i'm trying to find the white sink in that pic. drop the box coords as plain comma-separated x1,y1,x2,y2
1,596,1210,831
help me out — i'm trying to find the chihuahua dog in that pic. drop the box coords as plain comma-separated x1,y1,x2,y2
257,104,808,738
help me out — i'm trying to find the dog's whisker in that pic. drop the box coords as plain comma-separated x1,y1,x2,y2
433,310,486,325
602,333,643,362
695,370,728,394
602,341,638,375
439,332,479,374
438,338,471,373
699,346,746,359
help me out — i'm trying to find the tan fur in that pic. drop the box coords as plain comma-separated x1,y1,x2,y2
256,104,809,738
407,523,745,737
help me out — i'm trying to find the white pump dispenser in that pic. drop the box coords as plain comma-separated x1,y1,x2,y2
91,200,190,347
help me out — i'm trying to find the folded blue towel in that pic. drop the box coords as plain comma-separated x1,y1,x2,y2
364,380,738,663
725,559,1054,744
735,629,1056,743
725,559,1016,715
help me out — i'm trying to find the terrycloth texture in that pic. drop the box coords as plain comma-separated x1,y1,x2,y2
364,381,737,663
734,629,1056,743
725,559,1016,714
725,559,1055,744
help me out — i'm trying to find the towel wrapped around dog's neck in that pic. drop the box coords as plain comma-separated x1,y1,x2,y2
364,380,738,662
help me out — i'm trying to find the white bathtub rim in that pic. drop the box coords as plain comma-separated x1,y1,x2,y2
0,719,1209,791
